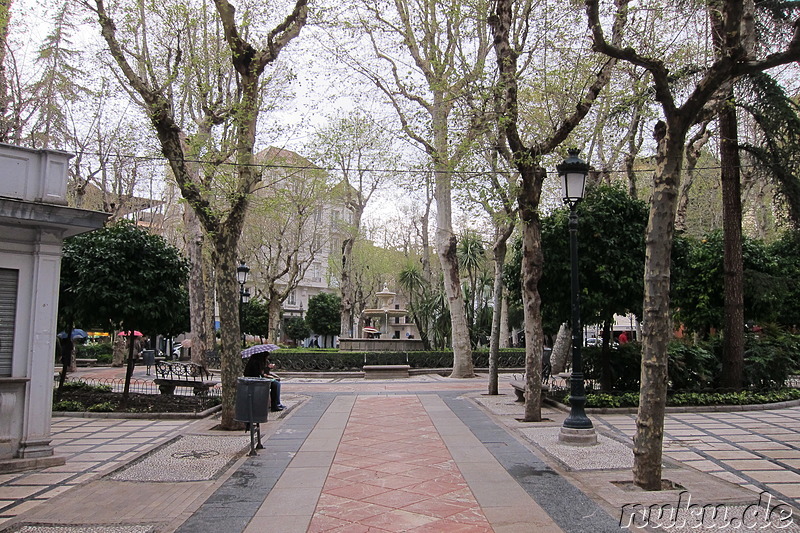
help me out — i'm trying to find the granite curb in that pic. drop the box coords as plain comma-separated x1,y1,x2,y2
52,405,222,420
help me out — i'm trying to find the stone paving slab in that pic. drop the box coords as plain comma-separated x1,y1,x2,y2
472,390,800,532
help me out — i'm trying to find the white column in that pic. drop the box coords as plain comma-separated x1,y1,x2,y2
19,230,63,458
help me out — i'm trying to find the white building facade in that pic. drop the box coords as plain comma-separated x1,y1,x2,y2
0,144,106,472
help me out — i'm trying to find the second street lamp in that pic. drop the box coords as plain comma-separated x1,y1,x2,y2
557,149,597,446
237,261,250,348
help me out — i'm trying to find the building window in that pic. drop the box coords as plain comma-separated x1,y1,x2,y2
312,262,322,282
0,268,19,377
395,317,400,324
331,237,342,255
288,290,296,306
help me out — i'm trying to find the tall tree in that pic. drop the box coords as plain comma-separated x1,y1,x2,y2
307,110,397,339
87,0,308,428
343,0,494,377
490,0,624,421
711,0,746,391
305,292,341,347
586,0,800,489
28,2,87,149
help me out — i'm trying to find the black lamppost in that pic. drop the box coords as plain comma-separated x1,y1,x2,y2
237,261,250,348
557,149,597,446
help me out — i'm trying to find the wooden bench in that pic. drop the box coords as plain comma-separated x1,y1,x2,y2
363,364,410,379
75,358,98,367
153,361,218,395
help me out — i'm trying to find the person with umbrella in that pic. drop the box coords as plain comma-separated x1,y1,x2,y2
242,344,286,411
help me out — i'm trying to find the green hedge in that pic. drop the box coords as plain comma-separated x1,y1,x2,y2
269,350,527,372
76,343,113,358
549,388,800,408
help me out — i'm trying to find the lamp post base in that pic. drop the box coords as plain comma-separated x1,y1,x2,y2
558,427,598,446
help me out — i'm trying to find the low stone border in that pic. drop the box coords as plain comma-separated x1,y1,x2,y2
6,526,156,533
52,404,222,419
544,397,800,414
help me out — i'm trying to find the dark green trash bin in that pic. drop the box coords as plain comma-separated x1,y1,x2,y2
234,377,271,424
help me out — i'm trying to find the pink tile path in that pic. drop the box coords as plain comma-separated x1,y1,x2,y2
309,395,494,533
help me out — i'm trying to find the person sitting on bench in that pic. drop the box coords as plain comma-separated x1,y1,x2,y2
243,352,286,411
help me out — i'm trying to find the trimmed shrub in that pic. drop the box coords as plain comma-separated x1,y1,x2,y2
87,402,116,412
60,381,112,393
550,388,800,408
53,400,85,411
76,343,114,359
269,350,526,372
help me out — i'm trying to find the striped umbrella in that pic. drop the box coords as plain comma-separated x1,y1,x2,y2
241,344,280,358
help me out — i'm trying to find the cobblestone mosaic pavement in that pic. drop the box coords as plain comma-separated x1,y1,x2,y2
9,525,154,533
108,435,248,482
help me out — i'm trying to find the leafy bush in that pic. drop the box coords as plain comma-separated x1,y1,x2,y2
667,342,716,390
742,329,799,388
53,400,85,411
586,393,622,408
60,381,112,393
582,343,643,391
580,332,799,392
203,397,222,408
87,402,116,412
618,392,641,406
698,328,800,388
76,343,114,359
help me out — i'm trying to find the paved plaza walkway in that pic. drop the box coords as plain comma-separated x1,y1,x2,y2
1,371,799,532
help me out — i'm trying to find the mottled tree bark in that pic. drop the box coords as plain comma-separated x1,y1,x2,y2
499,294,510,348
488,226,513,395
339,204,363,339
675,123,711,232
518,168,547,420
633,128,685,489
93,0,307,429
432,113,474,378
184,207,209,366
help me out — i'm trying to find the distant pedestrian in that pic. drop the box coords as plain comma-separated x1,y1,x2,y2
618,331,629,344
